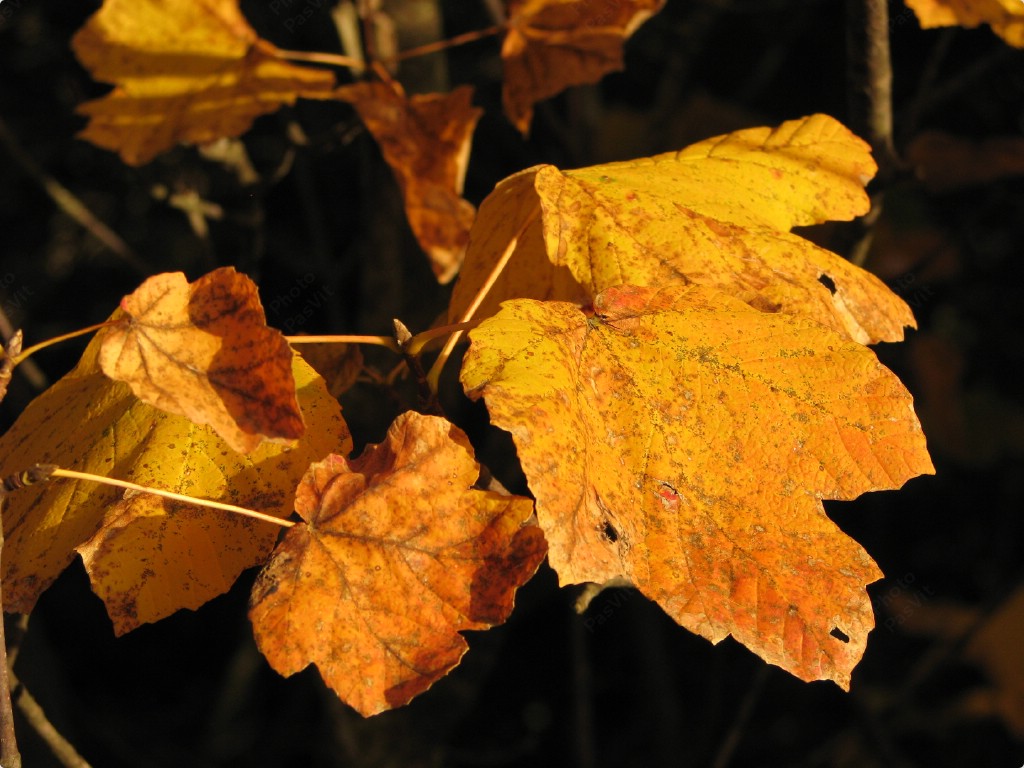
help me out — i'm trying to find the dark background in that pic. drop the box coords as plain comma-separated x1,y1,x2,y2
2,1,1023,766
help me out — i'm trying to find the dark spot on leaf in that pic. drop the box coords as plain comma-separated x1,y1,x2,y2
601,521,618,543
830,626,850,643
818,274,837,294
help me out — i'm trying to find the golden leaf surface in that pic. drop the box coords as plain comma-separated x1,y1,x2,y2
249,411,545,716
461,284,934,688
99,267,303,455
450,114,913,344
905,0,1024,46
0,330,349,617
337,82,483,283
71,0,337,165
502,0,666,133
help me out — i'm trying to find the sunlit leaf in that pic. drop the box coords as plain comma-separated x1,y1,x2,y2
71,0,337,165
250,411,545,715
99,267,303,455
450,114,913,344
461,283,934,687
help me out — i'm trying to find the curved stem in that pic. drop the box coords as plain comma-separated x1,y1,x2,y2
276,48,365,72
12,321,117,366
404,321,482,358
286,334,400,353
49,468,295,529
426,205,539,392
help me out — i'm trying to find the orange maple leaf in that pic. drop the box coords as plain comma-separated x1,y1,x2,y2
502,0,666,133
71,0,336,165
461,284,934,688
904,0,1024,47
99,267,303,455
0,336,349,616
336,82,483,283
249,411,545,716
450,114,913,345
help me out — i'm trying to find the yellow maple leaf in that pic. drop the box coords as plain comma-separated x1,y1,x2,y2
461,283,934,688
0,328,350,620
450,114,913,345
904,0,1024,47
71,0,337,165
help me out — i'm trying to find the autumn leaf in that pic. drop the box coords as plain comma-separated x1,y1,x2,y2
450,114,913,345
0,329,350,619
502,0,666,133
461,284,934,688
249,411,545,716
904,0,1024,47
99,267,303,455
337,82,483,283
71,0,337,165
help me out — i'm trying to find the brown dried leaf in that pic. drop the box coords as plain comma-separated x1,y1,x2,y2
337,82,482,283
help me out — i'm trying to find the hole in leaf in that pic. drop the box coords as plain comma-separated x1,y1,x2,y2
818,274,837,294
601,521,619,543
830,626,850,643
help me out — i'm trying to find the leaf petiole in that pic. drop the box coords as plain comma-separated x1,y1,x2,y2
48,468,296,529
425,205,540,393
382,24,504,64
403,321,482,358
11,320,119,366
275,49,366,72
286,334,401,353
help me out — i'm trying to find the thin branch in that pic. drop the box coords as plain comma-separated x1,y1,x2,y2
0,117,147,276
48,468,296,529
9,670,93,768
393,319,438,414
0,518,23,768
845,0,900,180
